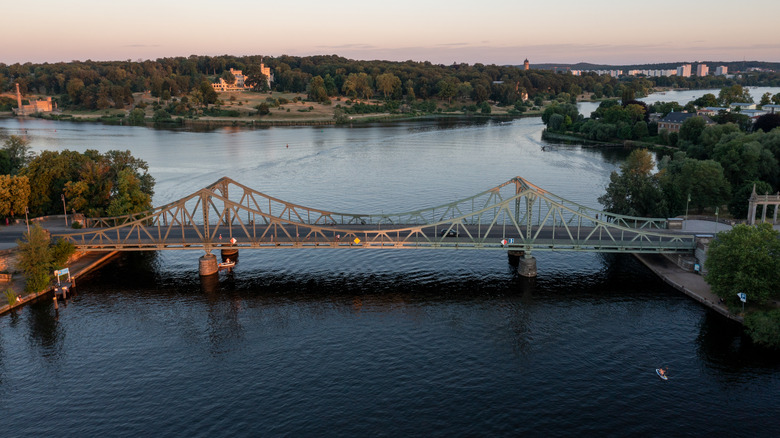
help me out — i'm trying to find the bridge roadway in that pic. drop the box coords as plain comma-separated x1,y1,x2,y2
58,222,696,254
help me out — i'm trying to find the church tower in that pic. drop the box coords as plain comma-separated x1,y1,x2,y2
523,59,530,70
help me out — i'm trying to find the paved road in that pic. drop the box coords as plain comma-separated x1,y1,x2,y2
3,216,776,252
41,220,695,252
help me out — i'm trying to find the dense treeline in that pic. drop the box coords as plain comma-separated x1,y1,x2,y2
0,136,155,219
3,55,780,113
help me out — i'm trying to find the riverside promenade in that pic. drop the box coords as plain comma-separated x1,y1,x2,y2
636,219,740,322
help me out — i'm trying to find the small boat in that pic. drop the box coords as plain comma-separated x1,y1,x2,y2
656,369,668,380
218,259,236,270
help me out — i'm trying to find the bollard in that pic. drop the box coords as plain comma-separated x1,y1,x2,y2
53,296,59,310
62,287,67,300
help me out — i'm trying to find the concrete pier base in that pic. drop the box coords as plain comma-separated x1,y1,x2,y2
199,253,218,276
507,250,525,266
221,248,238,262
517,256,537,278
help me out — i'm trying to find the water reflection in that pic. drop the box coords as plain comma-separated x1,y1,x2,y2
25,300,64,361
697,312,780,376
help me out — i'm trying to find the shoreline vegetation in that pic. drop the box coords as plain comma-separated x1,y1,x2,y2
1,53,775,132
0,89,544,129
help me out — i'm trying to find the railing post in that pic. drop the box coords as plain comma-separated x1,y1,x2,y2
202,191,211,251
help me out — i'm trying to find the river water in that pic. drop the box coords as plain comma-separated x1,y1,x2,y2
1,93,779,436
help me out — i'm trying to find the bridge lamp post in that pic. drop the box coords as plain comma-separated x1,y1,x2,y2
25,207,30,235
714,206,719,232
61,193,68,227
685,193,690,222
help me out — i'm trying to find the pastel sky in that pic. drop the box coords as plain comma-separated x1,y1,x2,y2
5,0,779,65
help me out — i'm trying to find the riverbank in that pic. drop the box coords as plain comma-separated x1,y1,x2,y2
8,109,538,129
635,253,742,323
0,250,119,316
541,129,680,154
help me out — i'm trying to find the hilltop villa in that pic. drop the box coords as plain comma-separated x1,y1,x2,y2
212,64,273,92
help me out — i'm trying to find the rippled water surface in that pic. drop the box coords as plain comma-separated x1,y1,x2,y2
1,110,779,436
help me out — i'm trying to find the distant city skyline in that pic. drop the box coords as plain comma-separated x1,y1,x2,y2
4,0,779,66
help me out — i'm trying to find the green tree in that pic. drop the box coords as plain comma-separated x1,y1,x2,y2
718,85,752,106
657,154,731,215
105,168,152,216
548,113,565,132
153,109,171,123
621,86,635,103
473,84,488,103
376,73,401,99
342,73,373,101
598,149,667,216
632,121,649,139
244,64,269,92
220,70,236,85
2,135,35,175
16,224,52,293
693,93,718,108
678,116,707,144
0,174,30,217
22,149,154,217
199,81,218,105
759,92,772,106
307,76,329,103
705,223,780,306
436,79,457,104
128,108,146,126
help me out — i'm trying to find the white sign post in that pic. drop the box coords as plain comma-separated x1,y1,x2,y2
737,293,746,313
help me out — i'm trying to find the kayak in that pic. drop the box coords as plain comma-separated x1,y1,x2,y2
656,369,668,380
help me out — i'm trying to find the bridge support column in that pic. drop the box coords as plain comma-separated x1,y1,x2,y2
221,248,238,262
517,255,537,278
508,250,536,277
199,253,218,276
507,250,524,266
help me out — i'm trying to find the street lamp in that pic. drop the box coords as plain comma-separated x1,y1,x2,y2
62,193,68,226
25,206,29,235
685,193,690,221
714,206,719,232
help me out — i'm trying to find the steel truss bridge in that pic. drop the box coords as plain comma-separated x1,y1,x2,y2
55,177,696,255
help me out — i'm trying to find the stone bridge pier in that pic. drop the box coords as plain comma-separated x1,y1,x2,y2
199,252,218,276
508,250,537,277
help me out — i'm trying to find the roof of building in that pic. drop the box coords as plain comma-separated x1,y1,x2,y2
659,112,715,124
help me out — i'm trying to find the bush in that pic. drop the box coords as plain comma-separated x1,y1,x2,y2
744,309,780,349
255,103,270,115
4,289,19,306
51,239,76,269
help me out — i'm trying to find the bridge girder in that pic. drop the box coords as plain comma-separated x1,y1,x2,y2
58,177,696,254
